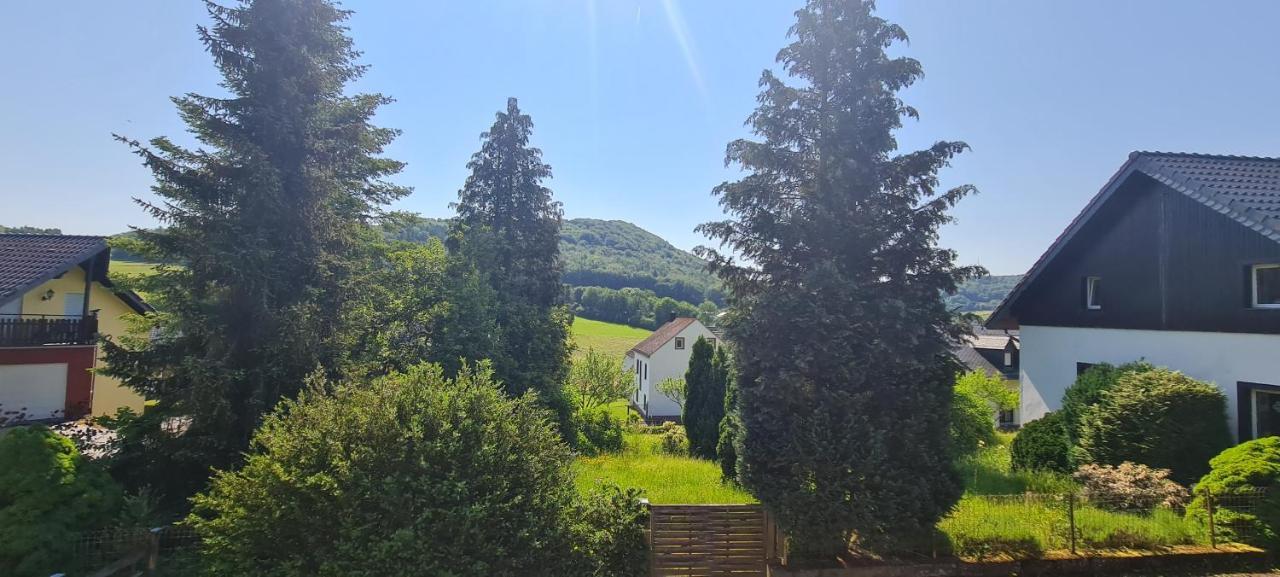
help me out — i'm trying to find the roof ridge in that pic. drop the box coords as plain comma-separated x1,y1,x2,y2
0,233,106,240
1131,150,1280,162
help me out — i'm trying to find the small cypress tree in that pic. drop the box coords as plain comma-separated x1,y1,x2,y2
716,350,740,480
450,98,574,437
683,337,720,459
697,0,980,560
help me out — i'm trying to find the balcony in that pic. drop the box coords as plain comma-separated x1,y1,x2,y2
0,314,98,347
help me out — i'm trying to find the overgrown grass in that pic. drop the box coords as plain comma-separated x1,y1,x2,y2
941,433,1206,560
575,432,754,505
570,317,650,361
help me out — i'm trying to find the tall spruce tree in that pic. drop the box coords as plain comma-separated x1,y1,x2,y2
449,98,573,435
103,0,407,502
696,0,982,560
683,337,725,459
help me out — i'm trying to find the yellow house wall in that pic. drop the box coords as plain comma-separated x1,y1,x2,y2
20,266,146,416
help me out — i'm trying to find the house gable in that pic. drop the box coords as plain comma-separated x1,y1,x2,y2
989,153,1280,335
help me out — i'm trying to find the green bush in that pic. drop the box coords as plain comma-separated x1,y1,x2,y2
577,409,625,456
0,426,123,577
1010,412,1071,473
1186,437,1280,548
659,425,689,456
1061,362,1152,464
573,485,649,577
951,387,998,457
1076,368,1230,483
189,364,585,577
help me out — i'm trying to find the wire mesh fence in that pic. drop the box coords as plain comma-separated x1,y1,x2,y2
937,487,1270,560
60,525,199,577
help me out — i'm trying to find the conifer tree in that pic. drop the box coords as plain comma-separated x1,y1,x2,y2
683,337,725,459
103,0,407,502
450,98,573,435
697,0,982,559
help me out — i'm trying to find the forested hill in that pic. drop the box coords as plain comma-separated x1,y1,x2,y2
381,215,724,307
945,274,1022,312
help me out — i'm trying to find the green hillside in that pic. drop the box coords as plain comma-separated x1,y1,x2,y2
946,274,1021,312
382,215,723,307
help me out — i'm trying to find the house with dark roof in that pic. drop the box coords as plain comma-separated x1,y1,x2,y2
0,234,150,422
955,327,1020,426
987,152,1280,441
624,316,717,421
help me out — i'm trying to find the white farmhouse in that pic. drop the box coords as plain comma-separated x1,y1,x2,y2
625,317,718,421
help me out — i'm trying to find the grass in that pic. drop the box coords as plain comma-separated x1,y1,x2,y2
570,317,650,361
110,261,160,277
575,431,755,505
941,433,1207,560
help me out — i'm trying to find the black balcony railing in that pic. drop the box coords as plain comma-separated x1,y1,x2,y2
0,314,98,347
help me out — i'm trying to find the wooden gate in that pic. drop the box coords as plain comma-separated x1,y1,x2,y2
647,503,783,577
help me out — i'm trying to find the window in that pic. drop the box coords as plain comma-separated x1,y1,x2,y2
1003,351,1013,368
1252,264,1280,309
674,337,685,350
998,409,1015,426
643,363,647,380
1085,276,1102,310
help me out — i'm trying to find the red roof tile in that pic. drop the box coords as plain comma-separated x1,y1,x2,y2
629,317,697,357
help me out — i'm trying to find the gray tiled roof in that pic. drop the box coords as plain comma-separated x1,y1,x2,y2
1133,152,1280,242
0,235,108,302
954,344,1001,377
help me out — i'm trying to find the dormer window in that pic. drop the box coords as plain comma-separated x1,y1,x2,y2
1252,264,1280,309
1085,276,1102,310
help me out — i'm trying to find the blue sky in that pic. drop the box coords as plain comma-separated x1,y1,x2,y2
2,1,1279,275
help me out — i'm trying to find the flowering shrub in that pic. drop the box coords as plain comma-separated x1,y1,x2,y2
1073,462,1187,511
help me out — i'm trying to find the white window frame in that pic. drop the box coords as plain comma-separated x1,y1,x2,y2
1251,264,1280,309
1085,276,1102,310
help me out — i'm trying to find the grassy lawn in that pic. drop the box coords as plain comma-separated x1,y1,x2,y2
570,317,650,361
941,433,1208,560
576,432,755,505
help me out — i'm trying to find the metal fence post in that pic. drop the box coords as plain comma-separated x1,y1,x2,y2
1206,488,1217,549
1067,492,1077,555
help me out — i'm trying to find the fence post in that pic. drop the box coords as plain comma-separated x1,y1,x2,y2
145,527,162,575
1206,488,1217,549
1067,492,1077,555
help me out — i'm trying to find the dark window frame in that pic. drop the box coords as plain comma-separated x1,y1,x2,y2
674,337,685,350
1238,381,1280,441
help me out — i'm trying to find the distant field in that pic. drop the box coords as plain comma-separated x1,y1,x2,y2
110,261,160,277
570,317,650,361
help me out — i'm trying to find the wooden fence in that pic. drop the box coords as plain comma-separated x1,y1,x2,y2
647,503,783,577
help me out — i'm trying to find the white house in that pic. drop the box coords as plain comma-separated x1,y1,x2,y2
987,152,1280,441
625,317,718,421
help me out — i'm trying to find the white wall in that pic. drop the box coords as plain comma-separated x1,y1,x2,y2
1020,325,1280,438
635,321,718,418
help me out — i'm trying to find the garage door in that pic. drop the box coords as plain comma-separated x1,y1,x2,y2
0,363,68,422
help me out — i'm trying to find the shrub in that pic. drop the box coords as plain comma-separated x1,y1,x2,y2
1010,412,1071,473
660,425,689,456
1073,462,1187,511
951,386,997,457
577,409,625,456
1076,368,1230,483
573,485,649,577
0,426,123,577
1186,436,1280,548
1061,362,1153,448
189,364,583,577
